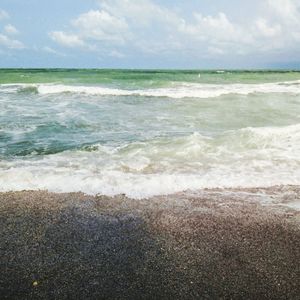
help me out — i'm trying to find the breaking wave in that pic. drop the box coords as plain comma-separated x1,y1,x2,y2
1,124,299,198
2,80,300,99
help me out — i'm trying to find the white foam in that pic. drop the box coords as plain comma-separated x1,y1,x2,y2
36,81,300,99
0,84,27,93
1,124,300,199
2,80,300,99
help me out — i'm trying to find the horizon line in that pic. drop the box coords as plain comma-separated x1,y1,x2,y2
1,68,300,72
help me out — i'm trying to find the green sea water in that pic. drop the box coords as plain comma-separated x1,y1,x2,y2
1,69,300,85
0,69,300,197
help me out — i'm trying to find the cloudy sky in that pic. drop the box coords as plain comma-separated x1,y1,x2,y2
1,0,300,68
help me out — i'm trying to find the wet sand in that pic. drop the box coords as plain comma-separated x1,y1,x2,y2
0,186,300,299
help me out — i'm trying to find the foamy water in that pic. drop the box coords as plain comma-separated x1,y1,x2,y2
1,70,300,198
3,79,300,98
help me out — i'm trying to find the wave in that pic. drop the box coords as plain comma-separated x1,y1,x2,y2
2,80,300,99
1,124,299,198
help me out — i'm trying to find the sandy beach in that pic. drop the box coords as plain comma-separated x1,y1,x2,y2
2,1,300,298
1,186,299,299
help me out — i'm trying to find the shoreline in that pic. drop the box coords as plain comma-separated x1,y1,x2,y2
1,186,300,299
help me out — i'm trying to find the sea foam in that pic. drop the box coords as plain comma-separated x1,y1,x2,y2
36,81,300,98
1,124,299,199
2,80,300,99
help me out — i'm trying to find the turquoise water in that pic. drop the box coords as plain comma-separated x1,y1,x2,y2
1,69,300,197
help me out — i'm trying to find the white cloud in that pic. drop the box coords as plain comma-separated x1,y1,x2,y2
0,10,24,51
261,0,300,37
42,46,66,56
49,9,130,52
0,9,9,20
179,12,252,47
266,0,300,23
49,31,86,48
97,0,256,56
48,0,300,60
72,10,129,43
0,33,24,49
4,24,18,35
252,0,300,51
255,19,281,37
101,0,179,27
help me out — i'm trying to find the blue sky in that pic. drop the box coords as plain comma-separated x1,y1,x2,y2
1,0,300,68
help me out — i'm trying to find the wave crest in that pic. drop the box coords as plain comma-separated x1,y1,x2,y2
2,80,300,99
1,124,299,198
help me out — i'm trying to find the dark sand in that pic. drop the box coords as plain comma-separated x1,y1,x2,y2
0,186,299,299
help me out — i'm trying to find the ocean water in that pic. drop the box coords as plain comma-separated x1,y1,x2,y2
0,69,300,198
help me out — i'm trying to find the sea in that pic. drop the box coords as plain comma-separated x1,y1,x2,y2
0,69,300,198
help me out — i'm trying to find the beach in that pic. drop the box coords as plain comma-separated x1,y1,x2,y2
2,0,300,298
1,0,300,297
1,186,299,299
1,69,300,298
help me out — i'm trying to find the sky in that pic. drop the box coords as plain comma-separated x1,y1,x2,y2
1,0,300,69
